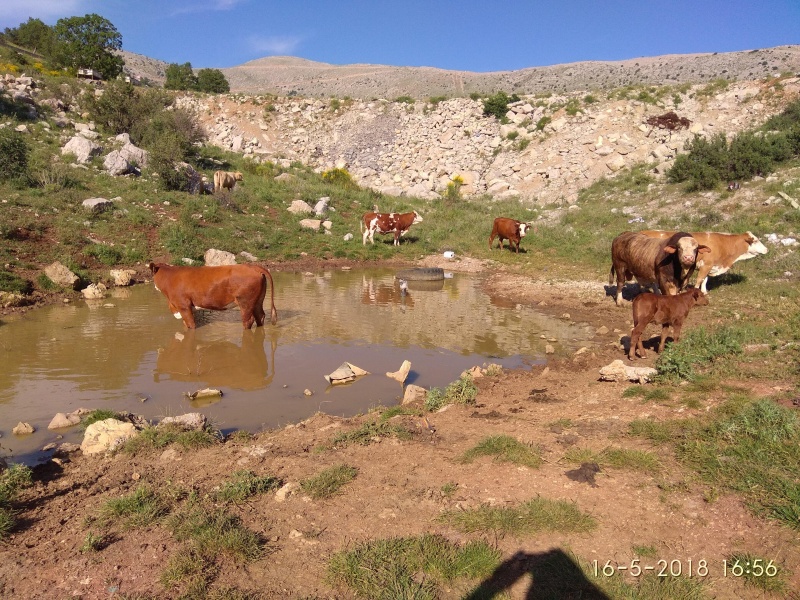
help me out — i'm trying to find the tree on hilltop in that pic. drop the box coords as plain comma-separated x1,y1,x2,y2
3,17,55,57
51,14,124,80
165,62,197,91
196,68,229,93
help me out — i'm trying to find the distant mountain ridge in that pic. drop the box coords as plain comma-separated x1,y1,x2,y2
121,45,800,98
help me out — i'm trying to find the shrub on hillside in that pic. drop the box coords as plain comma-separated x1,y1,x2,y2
482,91,520,120
0,129,29,182
322,167,356,188
667,134,728,190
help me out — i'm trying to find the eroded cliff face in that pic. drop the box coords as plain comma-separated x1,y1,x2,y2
179,75,799,205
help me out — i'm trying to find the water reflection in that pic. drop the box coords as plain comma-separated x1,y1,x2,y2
0,269,591,464
155,325,278,391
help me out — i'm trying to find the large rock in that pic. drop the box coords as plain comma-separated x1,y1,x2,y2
81,418,137,455
48,412,82,430
82,197,116,213
204,248,237,266
160,412,207,431
119,142,149,168
12,422,35,435
43,261,79,289
402,385,427,405
598,360,657,383
81,282,107,299
299,219,321,231
288,199,313,215
110,269,136,286
104,150,131,176
61,135,102,164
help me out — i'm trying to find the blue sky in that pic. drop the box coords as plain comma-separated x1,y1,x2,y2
1,0,798,72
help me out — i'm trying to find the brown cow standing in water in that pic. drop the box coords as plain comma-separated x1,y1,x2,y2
148,262,277,329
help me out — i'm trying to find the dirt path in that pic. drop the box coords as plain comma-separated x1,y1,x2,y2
1,259,797,599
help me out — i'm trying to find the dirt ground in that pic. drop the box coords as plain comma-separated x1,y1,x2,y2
1,256,798,600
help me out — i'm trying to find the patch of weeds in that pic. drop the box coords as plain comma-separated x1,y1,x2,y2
629,419,679,444
301,464,357,500
0,464,32,539
98,485,171,529
548,418,573,429
656,325,745,382
84,243,123,266
226,430,254,443
331,417,412,447
563,447,661,474
643,387,672,402
213,470,281,504
440,482,458,497
378,405,421,420
460,435,542,468
327,533,500,600
160,547,212,593
122,424,220,455
622,386,647,398
168,507,263,563
425,375,478,411
81,408,119,429
36,272,60,290
439,497,597,535
631,544,658,558
80,531,109,553
0,270,32,294
725,552,787,593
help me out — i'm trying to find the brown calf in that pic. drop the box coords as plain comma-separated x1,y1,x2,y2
628,288,708,360
488,217,532,254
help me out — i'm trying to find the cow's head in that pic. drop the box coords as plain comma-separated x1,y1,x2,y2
689,287,710,306
412,211,423,225
663,234,710,267
745,231,769,256
147,262,160,275
233,172,243,182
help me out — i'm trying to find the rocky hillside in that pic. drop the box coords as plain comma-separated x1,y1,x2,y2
122,46,800,99
179,75,800,206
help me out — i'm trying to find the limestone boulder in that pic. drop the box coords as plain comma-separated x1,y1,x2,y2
81,418,138,455
110,269,136,286
204,248,237,266
44,261,79,289
160,412,207,431
61,135,102,163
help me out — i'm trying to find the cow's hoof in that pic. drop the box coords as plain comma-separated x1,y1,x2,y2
395,267,444,281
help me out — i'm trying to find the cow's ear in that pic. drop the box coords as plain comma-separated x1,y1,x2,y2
663,245,677,254
148,262,159,274
698,245,711,254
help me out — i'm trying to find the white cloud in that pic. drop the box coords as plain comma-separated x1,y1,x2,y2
169,0,247,16
0,0,88,25
247,34,303,56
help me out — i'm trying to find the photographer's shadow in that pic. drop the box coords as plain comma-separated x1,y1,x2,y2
464,549,610,600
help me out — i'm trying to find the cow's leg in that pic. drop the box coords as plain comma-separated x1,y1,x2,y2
179,307,196,329
362,228,369,245
629,318,647,359
488,232,495,250
394,231,400,246
252,280,268,327
658,324,670,353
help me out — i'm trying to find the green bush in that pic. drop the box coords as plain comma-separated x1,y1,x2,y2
656,325,744,382
0,270,33,294
394,95,414,104
0,128,29,182
482,91,519,120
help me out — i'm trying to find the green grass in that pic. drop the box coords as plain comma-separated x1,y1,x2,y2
327,534,500,600
300,464,358,500
213,470,281,504
632,395,800,530
81,408,120,429
98,485,171,529
439,497,597,536
0,464,32,540
724,552,787,593
331,415,413,447
168,507,262,563
425,374,479,411
122,424,220,455
655,325,746,382
563,446,661,474
460,435,543,468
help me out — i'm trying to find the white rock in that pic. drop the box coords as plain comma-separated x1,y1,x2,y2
81,418,137,455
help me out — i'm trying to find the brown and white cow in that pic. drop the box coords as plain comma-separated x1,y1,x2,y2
628,288,709,360
488,217,533,254
640,230,768,294
361,211,423,246
213,170,243,193
148,262,277,329
609,231,710,306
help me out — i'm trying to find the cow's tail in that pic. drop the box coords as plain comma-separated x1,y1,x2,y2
359,218,363,234
608,264,616,285
253,265,278,325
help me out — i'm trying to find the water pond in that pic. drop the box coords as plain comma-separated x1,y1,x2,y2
0,269,591,464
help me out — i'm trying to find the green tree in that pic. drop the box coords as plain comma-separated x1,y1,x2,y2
3,17,55,57
164,62,197,91
51,14,124,80
196,68,230,93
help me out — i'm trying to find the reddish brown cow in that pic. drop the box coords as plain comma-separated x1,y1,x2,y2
639,230,768,294
609,231,710,306
628,288,709,360
148,262,278,329
361,211,423,245
488,217,533,253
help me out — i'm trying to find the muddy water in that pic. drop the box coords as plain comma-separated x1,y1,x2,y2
0,269,590,464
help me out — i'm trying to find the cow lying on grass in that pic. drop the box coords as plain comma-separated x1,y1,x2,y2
148,262,277,329
609,231,710,306
628,288,708,360
213,170,243,193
